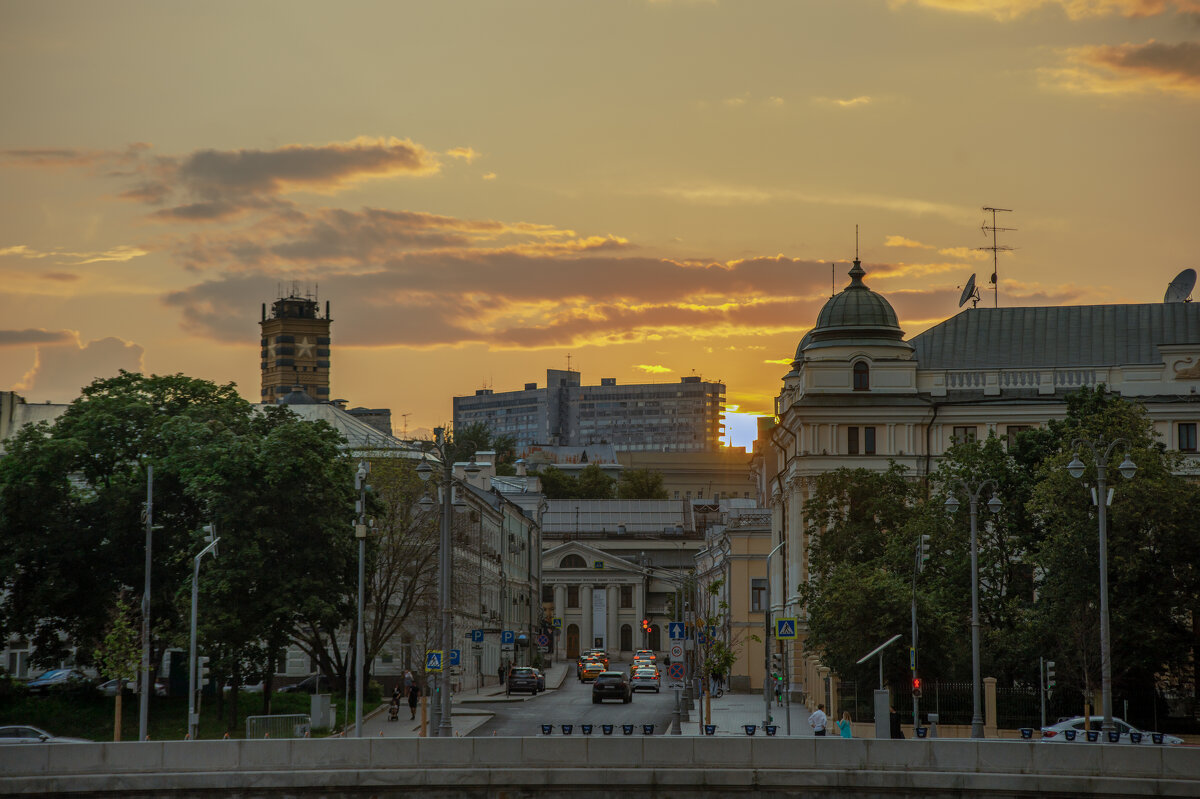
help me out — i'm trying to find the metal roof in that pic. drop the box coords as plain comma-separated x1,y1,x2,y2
910,303,1200,370
543,499,695,536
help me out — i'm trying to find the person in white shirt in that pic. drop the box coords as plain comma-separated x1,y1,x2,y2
809,703,828,736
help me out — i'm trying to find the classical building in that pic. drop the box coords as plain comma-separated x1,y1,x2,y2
617,449,754,503
260,292,333,404
453,369,726,452
755,257,1200,703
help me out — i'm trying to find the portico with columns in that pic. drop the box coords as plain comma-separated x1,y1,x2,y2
542,541,648,661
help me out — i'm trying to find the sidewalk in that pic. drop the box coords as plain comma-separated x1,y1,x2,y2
672,690,818,737
362,659,571,738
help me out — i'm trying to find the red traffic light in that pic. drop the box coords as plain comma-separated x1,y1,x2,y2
912,677,922,697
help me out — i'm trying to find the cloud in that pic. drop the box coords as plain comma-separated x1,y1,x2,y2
482,172,498,181
0,329,76,347
0,243,150,265
937,246,991,260
890,1,1195,21
12,336,145,401
814,96,873,108
655,184,978,223
762,358,793,365
445,147,480,162
885,235,934,249
1,142,151,171
635,364,673,373
1042,40,1200,97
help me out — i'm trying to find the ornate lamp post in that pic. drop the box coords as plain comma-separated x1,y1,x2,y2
1066,438,1136,734
944,480,1001,739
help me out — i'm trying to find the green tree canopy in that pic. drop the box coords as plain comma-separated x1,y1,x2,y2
617,468,668,499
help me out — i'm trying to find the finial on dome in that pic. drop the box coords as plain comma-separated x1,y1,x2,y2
847,225,866,287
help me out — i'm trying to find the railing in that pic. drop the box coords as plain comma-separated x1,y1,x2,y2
246,713,311,739
943,368,1105,392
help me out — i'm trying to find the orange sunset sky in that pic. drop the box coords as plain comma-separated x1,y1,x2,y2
2,1,1198,449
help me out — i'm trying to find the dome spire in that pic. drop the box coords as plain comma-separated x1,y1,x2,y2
847,224,866,287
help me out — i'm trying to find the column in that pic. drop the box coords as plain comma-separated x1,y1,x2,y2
553,584,566,658
606,584,619,655
580,585,593,652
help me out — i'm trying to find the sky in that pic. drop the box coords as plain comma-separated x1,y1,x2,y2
2,1,1198,449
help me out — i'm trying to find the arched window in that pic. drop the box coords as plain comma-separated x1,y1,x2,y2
560,554,587,569
853,361,870,391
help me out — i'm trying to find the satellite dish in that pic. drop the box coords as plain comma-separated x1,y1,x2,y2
1164,268,1196,303
959,273,980,309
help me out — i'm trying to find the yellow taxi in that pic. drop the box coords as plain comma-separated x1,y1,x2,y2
578,659,605,682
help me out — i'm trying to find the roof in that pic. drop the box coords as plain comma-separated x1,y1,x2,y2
543,499,695,536
799,260,909,355
260,402,420,455
911,303,1200,370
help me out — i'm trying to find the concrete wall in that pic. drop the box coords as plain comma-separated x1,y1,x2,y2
2,737,1197,797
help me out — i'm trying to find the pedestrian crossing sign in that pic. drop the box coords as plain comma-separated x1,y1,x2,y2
775,618,797,639
426,650,444,672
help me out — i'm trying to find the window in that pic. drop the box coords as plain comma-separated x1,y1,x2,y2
1180,423,1197,452
848,426,859,455
864,426,876,455
560,554,586,568
952,426,977,444
620,585,633,608
853,361,869,391
751,578,768,611
1006,425,1032,449
567,586,579,608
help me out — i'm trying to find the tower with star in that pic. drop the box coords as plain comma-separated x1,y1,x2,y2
259,287,333,404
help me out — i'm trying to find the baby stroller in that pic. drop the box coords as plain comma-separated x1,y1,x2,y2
387,697,400,722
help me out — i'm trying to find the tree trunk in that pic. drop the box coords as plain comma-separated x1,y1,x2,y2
114,693,122,742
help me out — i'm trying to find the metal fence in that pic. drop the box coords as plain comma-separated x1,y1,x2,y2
245,714,311,739
835,680,874,723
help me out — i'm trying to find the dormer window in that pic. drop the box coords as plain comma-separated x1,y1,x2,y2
853,361,870,391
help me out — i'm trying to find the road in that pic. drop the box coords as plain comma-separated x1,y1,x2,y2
470,659,681,736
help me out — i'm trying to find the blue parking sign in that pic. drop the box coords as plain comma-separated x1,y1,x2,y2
470,629,484,643
502,630,515,645
426,650,443,672
449,649,461,667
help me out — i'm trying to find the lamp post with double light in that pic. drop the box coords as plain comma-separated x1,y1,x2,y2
1066,438,1136,734
944,480,1001,739
353,460,371,738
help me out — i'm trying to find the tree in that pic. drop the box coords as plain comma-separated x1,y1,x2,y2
94,592,140,742
536,466,577,499
617,468,668,499
576,463,616,499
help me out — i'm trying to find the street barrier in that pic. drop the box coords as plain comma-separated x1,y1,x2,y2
245,714,310,740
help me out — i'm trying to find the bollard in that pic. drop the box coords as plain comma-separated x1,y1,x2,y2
704,725,716,736
622,724,634,736
541,724,553,735
602,724,614,735
744,724,756,736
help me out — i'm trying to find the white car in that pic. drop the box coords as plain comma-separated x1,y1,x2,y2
630,667,661,693
1039,716,1182,745
0,725,91,744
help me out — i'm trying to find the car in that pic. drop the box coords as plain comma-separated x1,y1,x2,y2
578,660,605,682
278,674,334,694
1039,716,1183,745
631,667,661,693
506,666,540,695
592,671,632,704
25,669,92,695
583,649,609,669
0,725,91,744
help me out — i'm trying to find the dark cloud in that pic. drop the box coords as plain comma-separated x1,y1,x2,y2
0,147,112,167
0,329,76,347
1087,40,1200,86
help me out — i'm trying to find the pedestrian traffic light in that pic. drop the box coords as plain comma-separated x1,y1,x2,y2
770,652,783,674
197,656,210,687
912,676,922,698
917,534,931,572
1045,661,1056,691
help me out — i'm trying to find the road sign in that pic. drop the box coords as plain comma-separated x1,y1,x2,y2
667,662,685,682
449,649,461,667
668,621,685,640
470,629,484,643
697,630,708,645
775,618,797,639
501,644,514,652
552,617,562,629
669,642,683,660
536,633,551,648
909,647,916,671
502,630,515,644
426,650,443,672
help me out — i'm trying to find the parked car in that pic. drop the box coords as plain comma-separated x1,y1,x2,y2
1040,716,1182,745
278,674,334,694
631,667,661,693
25,669,92,695
506,666,540,695
0,725,91,744
97,677,167,697
592,671,632,704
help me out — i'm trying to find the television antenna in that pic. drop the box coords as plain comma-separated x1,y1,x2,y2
401,412,411,437
958,273,980,309
978,207,1015,308
1164,268,1196,303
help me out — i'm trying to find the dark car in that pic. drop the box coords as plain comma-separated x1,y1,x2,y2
278,674,334,694
25,669,92,695
507,666,540,695
592,671,632,704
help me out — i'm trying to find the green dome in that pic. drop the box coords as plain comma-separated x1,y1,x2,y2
796,260,909,357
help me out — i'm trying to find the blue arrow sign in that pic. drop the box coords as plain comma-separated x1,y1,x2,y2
668,622,685,640
426,650,443,672
470,629,484,643
502,630,515,645
775,618,797,639
449,649,461,667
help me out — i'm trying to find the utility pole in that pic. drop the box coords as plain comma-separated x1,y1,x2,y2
139,464,153,743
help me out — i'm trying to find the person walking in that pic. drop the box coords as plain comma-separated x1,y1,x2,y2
809,703,828,736
836,711,853,739
497,663,506,687
889,706,905,739
407,681,419,720
403,669,414,694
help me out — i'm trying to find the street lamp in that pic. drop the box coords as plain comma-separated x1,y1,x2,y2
1067,437,1136,734
353,460,370,738
763,539,784,731
188,524,219,741
944,480,1001,739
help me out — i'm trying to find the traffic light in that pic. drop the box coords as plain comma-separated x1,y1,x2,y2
912,676,922,698
770,652,783,676
642,618,651,633
917,534,931,572
1045,660,1056,692
197,656,211,687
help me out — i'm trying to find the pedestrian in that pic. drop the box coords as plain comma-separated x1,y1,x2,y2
407,682,419,720
391,683,402,707
809,703,828,736
837,711,853,739
403,669,414,693
889,706,904,739
773,673,783,707
497,664,505,687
